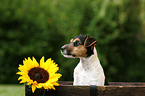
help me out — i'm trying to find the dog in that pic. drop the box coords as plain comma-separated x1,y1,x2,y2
61,34,106,86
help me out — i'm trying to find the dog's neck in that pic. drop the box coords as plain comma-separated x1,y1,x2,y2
79,47,100,71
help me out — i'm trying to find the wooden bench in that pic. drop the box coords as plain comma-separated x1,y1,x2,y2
25,81,145,96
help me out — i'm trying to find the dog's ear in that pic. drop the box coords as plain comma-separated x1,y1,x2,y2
84,35,97,48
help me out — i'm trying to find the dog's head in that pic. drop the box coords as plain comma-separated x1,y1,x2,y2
61,35,97,58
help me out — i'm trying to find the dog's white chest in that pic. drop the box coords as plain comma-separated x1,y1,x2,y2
73,54,105,86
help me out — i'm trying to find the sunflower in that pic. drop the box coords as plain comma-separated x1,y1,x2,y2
17,56,62,93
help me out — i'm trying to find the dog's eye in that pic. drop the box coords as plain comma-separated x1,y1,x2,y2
73,41,81,46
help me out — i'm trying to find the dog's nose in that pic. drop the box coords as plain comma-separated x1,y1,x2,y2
61,46,66,51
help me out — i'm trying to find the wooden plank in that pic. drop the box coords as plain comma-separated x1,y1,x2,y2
25,81,145,96
97,86,145,96
26,85,90,96
59,81,145,86
109,82,145,86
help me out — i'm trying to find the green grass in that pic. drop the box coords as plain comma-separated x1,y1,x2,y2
0,85,24,96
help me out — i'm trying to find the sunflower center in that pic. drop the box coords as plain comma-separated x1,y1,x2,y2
28,67,49,83
34,72,42,79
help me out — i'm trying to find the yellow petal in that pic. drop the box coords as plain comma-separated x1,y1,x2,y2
32,57,39,67
52,82,59,86
50,66,59,73
18,76,23,80
23,59,33,70
16,72,21,75
20,79,27,83
24,58,27,61
36,84,42,88
42,58,52,70
50,74,62,79
51,86,56,90
40,56,45,68
28,57,35,67
27,80,33,85
45,58,52,64
18,65,26,72
31,84,36,93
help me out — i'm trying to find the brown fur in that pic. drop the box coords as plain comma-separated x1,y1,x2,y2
71,45,87,57
66,38,88,57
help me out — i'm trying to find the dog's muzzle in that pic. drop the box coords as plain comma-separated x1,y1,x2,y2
61,44,75,58
61,45,69,55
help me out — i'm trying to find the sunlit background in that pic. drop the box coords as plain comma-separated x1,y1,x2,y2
0,0,145,86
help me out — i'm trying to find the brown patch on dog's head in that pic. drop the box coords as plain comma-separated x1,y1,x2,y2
70,45,87,57
61,35,97,58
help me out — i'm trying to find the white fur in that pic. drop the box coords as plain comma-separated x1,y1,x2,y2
73,47,105,86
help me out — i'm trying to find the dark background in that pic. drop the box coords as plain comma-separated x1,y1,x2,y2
0,0,145,84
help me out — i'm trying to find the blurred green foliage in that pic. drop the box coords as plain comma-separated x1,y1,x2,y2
0,0,145,84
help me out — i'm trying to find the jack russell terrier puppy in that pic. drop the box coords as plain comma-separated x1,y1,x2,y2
61,35,107,86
